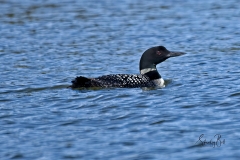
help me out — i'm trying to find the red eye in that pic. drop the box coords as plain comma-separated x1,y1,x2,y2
156,51,162,55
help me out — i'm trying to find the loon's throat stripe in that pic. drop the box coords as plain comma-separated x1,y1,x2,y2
140,68,156,74
143,70,161,80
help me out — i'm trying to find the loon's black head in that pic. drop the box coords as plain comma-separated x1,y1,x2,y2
139,46,185,70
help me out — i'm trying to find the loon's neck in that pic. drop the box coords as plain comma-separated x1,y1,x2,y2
140,68,161,80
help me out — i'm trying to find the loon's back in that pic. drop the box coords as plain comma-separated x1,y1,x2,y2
71,74,159,88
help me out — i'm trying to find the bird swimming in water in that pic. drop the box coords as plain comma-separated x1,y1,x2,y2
70,46,185,89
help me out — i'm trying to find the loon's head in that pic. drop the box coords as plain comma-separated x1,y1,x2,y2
139,46,185,70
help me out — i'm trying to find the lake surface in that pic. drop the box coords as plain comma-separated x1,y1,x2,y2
1,0,240,159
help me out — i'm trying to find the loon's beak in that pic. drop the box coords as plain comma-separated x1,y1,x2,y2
167,51,186,58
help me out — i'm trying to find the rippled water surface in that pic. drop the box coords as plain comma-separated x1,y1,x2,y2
1,0,240,159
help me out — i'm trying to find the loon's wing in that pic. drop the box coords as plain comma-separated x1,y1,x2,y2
71,74,154,88
94,74,153,88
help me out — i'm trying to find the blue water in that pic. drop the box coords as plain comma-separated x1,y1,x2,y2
1,0,240,159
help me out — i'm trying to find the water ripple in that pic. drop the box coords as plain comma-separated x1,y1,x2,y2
1,0,240,159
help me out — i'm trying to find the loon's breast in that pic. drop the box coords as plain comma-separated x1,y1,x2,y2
152,78,165,88
71,74,164,88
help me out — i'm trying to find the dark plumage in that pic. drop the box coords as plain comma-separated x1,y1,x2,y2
70,46,185,89
71,74,155,88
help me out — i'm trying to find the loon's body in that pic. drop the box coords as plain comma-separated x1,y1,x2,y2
70,46,185,89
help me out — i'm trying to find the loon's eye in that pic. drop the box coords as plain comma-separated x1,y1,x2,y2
156,51,162,55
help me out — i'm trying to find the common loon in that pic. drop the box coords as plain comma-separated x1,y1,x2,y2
70,46,185,89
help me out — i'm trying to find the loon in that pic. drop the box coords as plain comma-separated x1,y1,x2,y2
70,46,185,89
